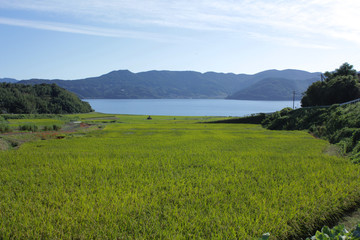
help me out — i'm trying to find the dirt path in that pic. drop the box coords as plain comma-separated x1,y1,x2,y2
337,207,360,230
0,121,98,150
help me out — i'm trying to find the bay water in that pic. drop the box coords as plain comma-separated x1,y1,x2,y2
84,99,301,117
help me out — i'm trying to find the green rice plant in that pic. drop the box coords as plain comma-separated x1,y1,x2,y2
1,116,360,239
2,114,77,121
8,119,64,132
69,113,226,124
8,118,65,126
0,117,10,133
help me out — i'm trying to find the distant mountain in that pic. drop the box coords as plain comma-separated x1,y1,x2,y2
249,69,319,81
0,78,18,83
227,77,318,100
15,69,320,100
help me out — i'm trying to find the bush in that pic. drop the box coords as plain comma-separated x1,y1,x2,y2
352,129,360,146
306,224,360,240
351,151,360,164
0,123,10,133
43,126,51,131
260,223,360,239
311,125,327,137
337,139,353,154
279,107,293,116
43,125,61,131
206,113,267,124
19,124,38,132
328,128,355,144
52,124,61,131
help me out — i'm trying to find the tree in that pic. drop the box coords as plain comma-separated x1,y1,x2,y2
324,62,357,80
301,63,360,107
0,83,94,114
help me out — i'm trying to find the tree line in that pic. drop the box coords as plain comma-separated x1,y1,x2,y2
301,63,360,106
0,83,93,114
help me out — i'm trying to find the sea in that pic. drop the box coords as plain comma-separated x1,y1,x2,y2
84,99,301,117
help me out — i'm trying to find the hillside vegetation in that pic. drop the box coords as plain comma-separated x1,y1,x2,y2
301,63,360,107
1,115,360,239
262,63,360,163
227,77,316,100
12,69,319,99
0,83,93,114
262,103,360,163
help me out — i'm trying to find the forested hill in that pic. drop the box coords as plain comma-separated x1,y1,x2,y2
0,78,18,83
227,77,318,100
13,69,320,100
0,83,93,114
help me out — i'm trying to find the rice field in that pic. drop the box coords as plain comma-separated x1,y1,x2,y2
0,115,360,239
7,118,65,126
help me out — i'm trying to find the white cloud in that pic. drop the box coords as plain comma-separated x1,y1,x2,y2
249,32,334,50
1,0,360,46
0,17,181,41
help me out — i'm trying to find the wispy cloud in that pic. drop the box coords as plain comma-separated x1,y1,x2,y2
249,32,334,50
1,0,360,47
0,17,185,42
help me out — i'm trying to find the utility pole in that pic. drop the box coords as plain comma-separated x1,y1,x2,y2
320,74,325,82
292,90,296,109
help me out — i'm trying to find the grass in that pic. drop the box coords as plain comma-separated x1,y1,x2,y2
0,138,10,150
1,114,360,239
67,112,226,124
7,119,65,128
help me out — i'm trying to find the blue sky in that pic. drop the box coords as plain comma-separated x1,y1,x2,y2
1,0,360,80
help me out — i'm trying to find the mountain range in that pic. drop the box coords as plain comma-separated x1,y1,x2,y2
0,78,18,83
0,69,320,100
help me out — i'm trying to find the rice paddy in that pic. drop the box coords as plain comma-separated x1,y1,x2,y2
0,114,359,239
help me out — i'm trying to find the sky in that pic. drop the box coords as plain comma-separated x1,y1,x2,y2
1,0,360,80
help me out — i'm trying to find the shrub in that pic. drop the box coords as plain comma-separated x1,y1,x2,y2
0,123,10,133
52,124,61,131
261,223,360,239
279,107,293,116
328,128,356,144
42,124,61,131
19,124,38,132
352,129,360,146
337,138,354,154
43,126,51,131
306,224,360,240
